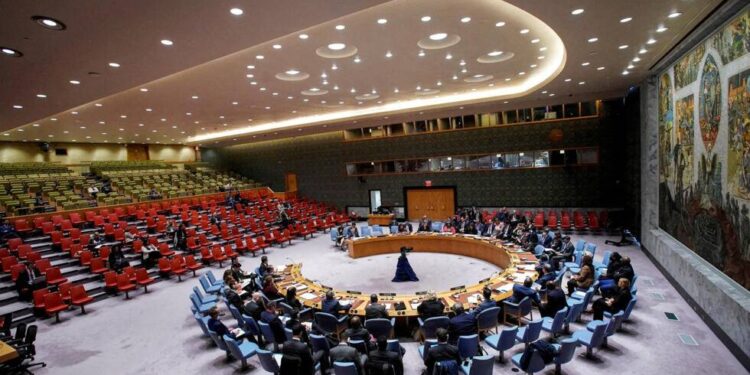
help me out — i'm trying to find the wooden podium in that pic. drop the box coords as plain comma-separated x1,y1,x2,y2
367,214,394,226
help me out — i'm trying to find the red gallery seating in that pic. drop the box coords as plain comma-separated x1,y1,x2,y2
184,255,203,277
45,267,68,286
171,257,188,281
103,271,118,291
45,292,69,323
135,268,156,292
70,285,94,314
116,274,136,299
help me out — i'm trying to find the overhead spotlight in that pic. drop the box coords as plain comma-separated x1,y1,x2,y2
647,38,656,45
620,17,633,23
495,21,506,27
1,47,23,57
656,26,668,33
108,62,120,68
160,39,174,46
32,16,66,30
668,12,682,18
460,17,471,23
335,24,345,30
69,80,80,85
230,8,243,15
299,34,309,40
421,16,431,22
571,8,584,15
377,18,387,24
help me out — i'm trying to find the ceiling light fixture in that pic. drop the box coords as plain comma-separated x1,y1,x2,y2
647,38,657,45
429,33,448,41
460,17,471,23
160,39,173,46
488,50,503,56
633,56,641,62
335,24,345,30
32,16,66,30
421,16,431,22
418,50,425,57
571,8,584,15
495,21,506,27
256,55,264,59
385,51,393,58
639,48,647,54
588,37,598,43
12,105,23,109
108,62,120,68
377,18,388,24
627,64,635,69
618,45,629,49
581,62,590,66
247,65,255,69
668,12,682,18
328,42,346,50
597,66,605,70
620,17,633,23
69,80,80,85
656,26,668,33
445,53,453,60
622,70,630,75
95,103,102,107
564,78,572,82
272,44,282,49
331,63,338,70
1,47,23,57
579,81,586,85
230,8,243,15
531,38,540,43
140,88,148,92
36,94,46,98
459,59,466,66
299,34,309,40
285,69,299,75
520,29,529,34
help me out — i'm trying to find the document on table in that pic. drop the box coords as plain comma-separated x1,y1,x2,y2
300,292,318,300
520,264,536,271
494,284,513,293
467,293,483,305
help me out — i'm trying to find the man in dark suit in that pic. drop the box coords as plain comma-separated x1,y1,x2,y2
281,325,328,375
417,293,445,320
539,230,553,247
365,294,388,320
321,291,351,318
344,316,372,344
511,277,541,305
534,264,557,287
329,338,366,374
551,236,575,270
540,281,567,318
474,287,497,314
243,292,264,321
368,335,404,375
15,261,45,301
260,302,288,344
424,328,460,374
417,216,432,232
447,303,477,345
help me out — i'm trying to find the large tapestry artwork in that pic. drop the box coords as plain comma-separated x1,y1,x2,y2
659,9,750,290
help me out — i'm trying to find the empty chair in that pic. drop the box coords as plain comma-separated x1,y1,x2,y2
44,292,68,323
460,355,494,375
365,318,395,339
541,307,568,338
587,311,624,347
360,226,372,237
457,334,479,360
184,255,203,277
103,271,118,291
223,335,259,370
116,274,136,299
503,296,533,324
90,258,108,275
371,225,384,235
419,316,450,340
333,361,358,375
572,320,608,358
200,275,222,294
484,325,518,362
314,312,348,340
552,338,578,375
170,257,187,281
44,267,68,286
70,285,94,314
476,307,500,335
135,268,156,293
190,293,216,314
564,301,585,332
256,349,281,373
516,319,543,349
511,349,546,374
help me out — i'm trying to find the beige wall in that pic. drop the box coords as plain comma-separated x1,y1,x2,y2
0,142,195,165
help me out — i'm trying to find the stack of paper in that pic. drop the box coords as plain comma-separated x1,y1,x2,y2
300,292,318,300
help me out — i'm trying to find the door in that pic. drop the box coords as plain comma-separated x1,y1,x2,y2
127,144,148,161
369,190,382,213
405,188,455,221
284,172,298,199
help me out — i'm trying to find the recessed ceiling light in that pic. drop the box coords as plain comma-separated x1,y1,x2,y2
538,56,545,60
191,95,199,99
633,56,641,62
333,85,339,90
260,87,266,91
71,111,78,115
581,62,590,66
639,48,647,54
668,12,682,18
518,71,526,75
1,47,22,57
246,73,254,78
32,124,39,127
12,105,23,109
460,17,471,23
335,24,345,30
618,45,629,49
108,62,120,68
418,50,425,57
429,33,448,41
488,51,503,56
597,66,605,70
256,55,264,59
385,51,393,58
32,16,66,30
459,59,466,66
120,115,127,118
421,16,431,22
377,18,387,24
95,103,102,107
299,34,309,40
461,68,467,73
445,53,453,60
539,47,547,52
531,38,541,44
50,118,57,121
272,44,282,49
285,69,300,75
140,88,148,92
520,29,529,34
452,75,458,80
160,39,173,46
579,81,586,85
587,37,598,43
250,81,257,85
564,78,572,82
230,8,243,15
328,43,346,51
647,38,657,45
69,80,80,85
656,26,668,33
627,64,635,69
331,63,338,70
36,94,46,98
571,8,584,15
146,108,152,112
247,65,255,69
80,126,86,129
495,21,506,27
622,70,630,75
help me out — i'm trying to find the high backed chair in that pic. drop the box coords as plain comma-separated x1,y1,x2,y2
572,320,608,358
457,334,479,361
503,296,533,324
484,325,518,363
552,338,578,375
515,319,543,349
541,307,568,338
223,335,259,370
365,318,395,339
460,355,494,375
476,307,500,335
418,316,450,341
511,350,546,374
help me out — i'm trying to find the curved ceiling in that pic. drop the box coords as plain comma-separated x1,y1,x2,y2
0,0,722,146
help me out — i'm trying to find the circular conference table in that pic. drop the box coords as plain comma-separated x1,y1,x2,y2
275,232,539,318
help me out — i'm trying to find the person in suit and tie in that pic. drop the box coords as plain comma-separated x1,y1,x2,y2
474,287,498,314
551,236,575,270
243,292,265,322
321,290,351,317
424,328,461,374
447,303,478,345
540,281,567,318
417,292,445,320
15,261,45,301
260,302,288,344
329,338,366,374
344,316,373,348
281,325,328,375
365,294,388,320
539,229,553,247
510,277,541,305
206,307,249,341
367,336,404,375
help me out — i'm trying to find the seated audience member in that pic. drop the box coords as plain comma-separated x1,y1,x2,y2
330,337,366,374
417,292,445,320
89,233,104,251
258,255,273,278
464,220,478,235
207,307,249,341
0,219,19,241
368,335,404,375
335,225,346,247
567,253,595,296
540,281,567,318
549,232,563,250
33,192,44,207
262,275,284,300
285,310,310,343
223,269,239,286
87,185,99,198
344,316,373,346
15,261,45,301
535,264,557,286
108,245,129,273
424,328,461,375
417,216,432,232
474,287,497,314
511,277,541,305
600,256,635,297
539,229,553,247
243,292,265,321
447,303,477,345
592,278,632,320
365,294,389,320
281,325,328,375
285,286,303,311
148,187,161,200
230,260,249,282
101,180,112,194
321,290,351,317
441,222,456,234
261,302,288,344
347,223,360,239
550,236,575,270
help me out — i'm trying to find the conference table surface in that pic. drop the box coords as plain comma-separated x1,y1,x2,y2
275,232,538,318
0,341,18,364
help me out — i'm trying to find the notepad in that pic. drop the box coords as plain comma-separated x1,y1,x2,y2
494,284,513,293
300,292,318,300
411,303,420,310
520,264,536,271
294,284,308,291
467,293,482,305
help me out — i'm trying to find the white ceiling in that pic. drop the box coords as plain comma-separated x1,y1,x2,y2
0,0,722,146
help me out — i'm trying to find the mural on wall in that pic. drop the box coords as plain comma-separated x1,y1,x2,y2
659,9,750,290
658,73,674,181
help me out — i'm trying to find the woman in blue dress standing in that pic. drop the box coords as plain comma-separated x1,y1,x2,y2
392,247,419,282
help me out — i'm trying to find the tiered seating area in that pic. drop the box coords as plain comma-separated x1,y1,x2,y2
185,162,264,192
0,163,87,216
0,188,346,327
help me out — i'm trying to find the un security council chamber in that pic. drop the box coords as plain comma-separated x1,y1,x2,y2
0,0,748,374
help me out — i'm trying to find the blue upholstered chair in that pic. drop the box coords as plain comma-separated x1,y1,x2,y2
330,230,339,245
418,339,437,359
193,286,217,303
190,293,215,314
310,333,331,356
594,251,611,270
564,252,584,274
279,301,313,321
333,361,358,375
572,320,608,358
476,306,500,335
484,325,518,362
533,244,545,258
460,355,494,375
241,314,262,344
605,296,637,322
205,270,224,287
588,310,623,347
258,321,283,352
371,225,384,235
390,225,399,234
256,349,281,373
199,275,222,294
314,312,348,340
194,312,210,337
515,319,543,349
511,349,546,374
431,221,443,232
503,296,533,324
418,316,450,340
568,287,595,312
360,226,372,237
223,335,259,370
552,338,578,374
574,240,586,253
584,243,597,257
365,318,395,339
541,307,568,338
386,339,401,354
457,334,479,360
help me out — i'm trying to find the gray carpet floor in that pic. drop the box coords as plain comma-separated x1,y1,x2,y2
29,231,746,374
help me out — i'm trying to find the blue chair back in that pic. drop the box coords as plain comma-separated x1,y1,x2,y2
258,321,278,344
241,314,260,336
523,350,546,373
330,230,338,242
194,312,210,337
588,321,609,347
519,319,543,343
386,339,400,354
190,294,204,310
431,222,443,232
371,225,383,235
622,297,637,320
549,307,567,334
310,333,331,354
476,307,500,332
206,270,220,285
343,226,352,237
574,240,586,252
314,312,341,335
227,303,243,323
547,230,555,238
585,243,597,256
279,302,296,317
365,318,393,338
193,286,208,302
257,349,280,372
208,330,228,351
421,316,450,339
554,338,578,365
496,326,518,351
419,339,437,359
199,277,213,294
533,244,545,257
600,251,611,267
457,334,479,360
348,339,368,355
390,225,399,234
223,335,246,360
467,355,494,375
360,226,372,237
505,296,532,318
333,361,358,375
610,310,626,332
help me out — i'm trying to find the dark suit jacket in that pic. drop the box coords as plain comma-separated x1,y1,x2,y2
261,310,287,343
368,349,404,375
344,327,371,342
207,317,230,337
281,339,316,375
541,289,567,318
474,300,497,314
329,344,364,374
424,343,460,374
511,284,541,305
448,313,477,344
16,267,42,290
243,300,263,321
322,298,349,317
365,303,388,320
417,299,445,320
